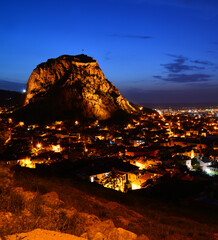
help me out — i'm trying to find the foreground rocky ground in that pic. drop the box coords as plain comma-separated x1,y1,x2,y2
0,163,218,240
6,229,87,240
0,186,147,240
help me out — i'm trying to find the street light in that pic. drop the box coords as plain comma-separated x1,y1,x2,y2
37,143,42,149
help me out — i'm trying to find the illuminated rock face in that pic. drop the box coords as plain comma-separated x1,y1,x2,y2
24,54,136,120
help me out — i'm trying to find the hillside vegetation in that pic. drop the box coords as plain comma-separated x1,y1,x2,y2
0,163,218,240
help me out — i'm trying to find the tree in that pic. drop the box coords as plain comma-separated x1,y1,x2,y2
191,158,201,170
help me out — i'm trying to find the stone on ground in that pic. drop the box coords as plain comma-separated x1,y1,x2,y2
6,229,85,240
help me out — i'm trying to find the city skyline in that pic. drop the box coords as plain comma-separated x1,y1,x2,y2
1,0,218,103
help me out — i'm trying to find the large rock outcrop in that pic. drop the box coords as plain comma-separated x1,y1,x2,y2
20,54,136,121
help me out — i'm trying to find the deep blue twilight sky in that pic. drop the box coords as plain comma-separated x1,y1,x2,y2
1,0,218,104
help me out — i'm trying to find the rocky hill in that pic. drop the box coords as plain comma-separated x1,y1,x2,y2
16,54,136,122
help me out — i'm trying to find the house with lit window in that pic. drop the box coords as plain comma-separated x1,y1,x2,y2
205,165,218,176
129,138,145,147
131,172,162,190
130,157,161,170
198,157,212,171
89,172,110,183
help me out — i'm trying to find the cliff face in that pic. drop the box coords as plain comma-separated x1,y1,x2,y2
24,54,136,121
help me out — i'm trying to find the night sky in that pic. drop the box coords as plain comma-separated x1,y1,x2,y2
1,0,218,104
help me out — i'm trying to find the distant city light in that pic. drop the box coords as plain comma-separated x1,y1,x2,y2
37,143,42,148
19,121,24,127
22,89,26,93
205,168,211,175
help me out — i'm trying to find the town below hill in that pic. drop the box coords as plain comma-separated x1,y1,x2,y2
1,103,217,191
0,89,218,239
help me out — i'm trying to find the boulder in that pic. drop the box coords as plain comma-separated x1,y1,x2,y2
6,228,85,240
115,216,130,227
137,234,150,240
80,232,88,239
92,232,105,240
57,207,77,218
72,212,101,236
86,219,115,239
41,192,64,208
108,228,137,240
12,187,36,203
76,212,101,227
0,211,13,226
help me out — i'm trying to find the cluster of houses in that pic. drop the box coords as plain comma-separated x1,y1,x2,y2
1,106,218,192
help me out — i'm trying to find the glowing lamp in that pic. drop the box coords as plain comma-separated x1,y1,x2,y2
37,143,42,148
19,122,24,127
